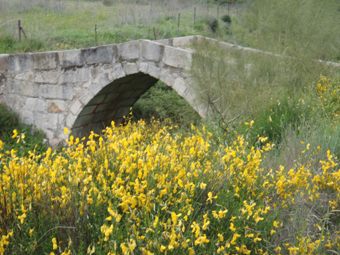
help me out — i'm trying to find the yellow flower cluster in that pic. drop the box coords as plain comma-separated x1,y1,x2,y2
0,119,339,254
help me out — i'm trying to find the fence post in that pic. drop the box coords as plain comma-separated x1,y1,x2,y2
95,24,98,46
177,13,180,31
18,20,21,42
217,3,220,19
194,7,196,26
207,3,210,17
153,27,156,40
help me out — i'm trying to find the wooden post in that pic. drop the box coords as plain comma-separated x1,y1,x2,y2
194,7,196,26
207,3,209,17
95,24,98,46
217,3,220,19
18,20,21,42
153,27,156,40
177,13,180,31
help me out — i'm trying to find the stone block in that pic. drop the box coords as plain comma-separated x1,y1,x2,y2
40,84,74,100
46,100,67,113
160,68,176,87
0,55,9,71
25,97,46,111
2,94,24,110
79,92,94,105
139,62,148,73
15,71,34,81
9,54,32,71
112,64,125,79
172,36,196,47
89,83,103,96
99,73,112,86
172,77,187,97
45,113,59,130
70,99,83,115
58,114,66,127
163,46,192,70
73,114,94,128
32,52,58,70
34,113,58,131
19,82,40,97
21,109,34,125
148,62,160,79
155,39,172,46
124,63,138,75
117,41,140,60
83,45,115,65
141,40,163,62
62,68,91,84
58,49,84,68
35,70,59,84
79,105,97,116
66,113,77,127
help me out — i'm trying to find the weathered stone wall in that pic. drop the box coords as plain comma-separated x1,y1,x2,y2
0,36,205,140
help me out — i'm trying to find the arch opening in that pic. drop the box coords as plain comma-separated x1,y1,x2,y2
71,73,158,138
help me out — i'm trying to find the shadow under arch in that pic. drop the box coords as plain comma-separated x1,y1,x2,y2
71,72,158,138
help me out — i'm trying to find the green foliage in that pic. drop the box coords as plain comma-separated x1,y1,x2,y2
0,104,47,156
132,81,201,128
221,14,231,23
102,0,113,7
207,18,219,33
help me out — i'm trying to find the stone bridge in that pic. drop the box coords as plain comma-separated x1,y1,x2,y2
1,35,339,141
0,35,218,140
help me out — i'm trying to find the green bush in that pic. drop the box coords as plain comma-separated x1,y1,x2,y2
208,18,219,33
132,81,201,128
221,14,231,24
102,0,113,7
0,104,47,156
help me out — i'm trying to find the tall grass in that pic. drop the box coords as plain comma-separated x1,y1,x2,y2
233,0,340,61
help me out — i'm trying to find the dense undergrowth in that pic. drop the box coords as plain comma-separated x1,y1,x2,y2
0,75,340,254
0,104,47,156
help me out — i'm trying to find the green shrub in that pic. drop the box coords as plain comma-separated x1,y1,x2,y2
132,81,201,128
208,18,219,33
0,104,47,156
221,14,231,24
102,0,113,7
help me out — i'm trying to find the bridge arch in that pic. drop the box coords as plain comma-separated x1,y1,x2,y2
66,39,205,139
